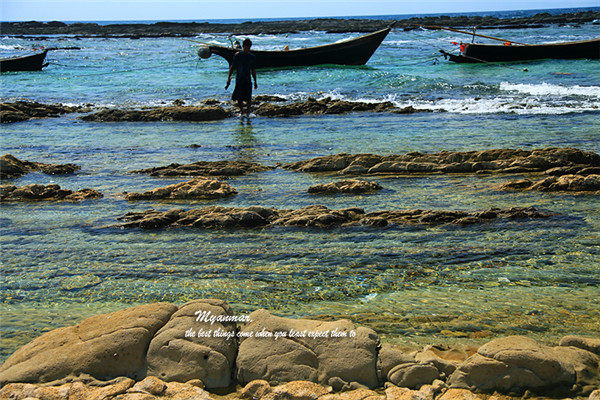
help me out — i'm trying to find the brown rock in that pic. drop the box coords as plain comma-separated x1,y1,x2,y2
0,154,80,180
130,376,167,395
242,379,272,399
308,179,383,194
437,388,482,400
130,160,272,177
559,336,600,356
0,184,102,202
236,309,379,388
164,381,213,400
414,345,476,377
447,335,600,394
387,362,440,390
146,299,238,388
589,389,600,400
115,205,554,230
125,178,237,200
80,105,229,122
1,101,80,123
321,388,383,400
500,174,600,193
0,303,177,384
266,380,330,400
254,99,396,118
284,148,600,176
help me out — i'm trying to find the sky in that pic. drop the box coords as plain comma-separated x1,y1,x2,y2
1,0,599,22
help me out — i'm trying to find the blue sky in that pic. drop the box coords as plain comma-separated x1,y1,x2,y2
1,0,598,22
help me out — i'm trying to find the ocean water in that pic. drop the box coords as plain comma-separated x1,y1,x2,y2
1,11,599,362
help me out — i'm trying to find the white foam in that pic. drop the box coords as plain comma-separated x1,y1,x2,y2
500,82,600,98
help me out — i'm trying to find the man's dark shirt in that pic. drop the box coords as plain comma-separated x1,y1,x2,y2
232,51,256,84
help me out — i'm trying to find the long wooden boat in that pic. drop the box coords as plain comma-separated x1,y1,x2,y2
0,49,49,72
200,25,394,69
441,38,600,63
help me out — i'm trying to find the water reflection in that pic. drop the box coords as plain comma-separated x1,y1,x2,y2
229,118,261,162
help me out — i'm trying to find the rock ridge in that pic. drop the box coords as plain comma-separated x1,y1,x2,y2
114,204,555,230
0,154,81,180
283,148,600,176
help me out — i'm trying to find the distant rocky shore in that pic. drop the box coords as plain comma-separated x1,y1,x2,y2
0,299,599,400
1,11,599,37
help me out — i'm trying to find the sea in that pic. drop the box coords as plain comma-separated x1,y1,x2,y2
1,8,599,362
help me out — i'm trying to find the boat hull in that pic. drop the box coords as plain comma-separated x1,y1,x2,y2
446,38,600,63
207,27,392,69
0,50,49,72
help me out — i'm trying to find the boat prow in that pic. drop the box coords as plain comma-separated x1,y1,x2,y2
0,49,50,72
201,25,394,69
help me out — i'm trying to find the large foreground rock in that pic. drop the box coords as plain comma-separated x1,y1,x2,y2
124,178,237,200
447,335,600,395
284,148,600,176
115,205,555,229
146,299,238,388
0,303,177,384
130,160,273,177
236,309,380,388
1,184,102,202
0,154,80,180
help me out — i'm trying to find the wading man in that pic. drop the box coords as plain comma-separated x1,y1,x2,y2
226,38,257,117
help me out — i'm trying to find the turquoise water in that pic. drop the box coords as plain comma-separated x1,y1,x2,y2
1,13,599,361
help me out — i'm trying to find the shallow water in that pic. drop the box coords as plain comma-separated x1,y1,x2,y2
1,13,599,361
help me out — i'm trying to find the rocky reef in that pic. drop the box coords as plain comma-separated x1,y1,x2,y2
0,101,84,124
255,98,401,117
114,204,554,230
499,174,600,194
130,160,273,177
79,105,230,122
308,179,383,194
124,178,237,200
284,148,600,176
0,154,81,180
0,300,598,399
0,184,102,202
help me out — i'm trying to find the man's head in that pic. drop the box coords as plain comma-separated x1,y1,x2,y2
242,38,252,52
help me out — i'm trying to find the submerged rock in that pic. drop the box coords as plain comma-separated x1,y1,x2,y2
0,184,102,202
308,179,383,194
284,148,600,176
499,174,600,193
114,205,555,230
124,178,237,200
0,101,82,123
80,105,229,122
0,154,81,180
130,160,273,177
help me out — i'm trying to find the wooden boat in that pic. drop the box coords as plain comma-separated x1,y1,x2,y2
199,25,394,69
0,49,49,72
441,38,600,63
